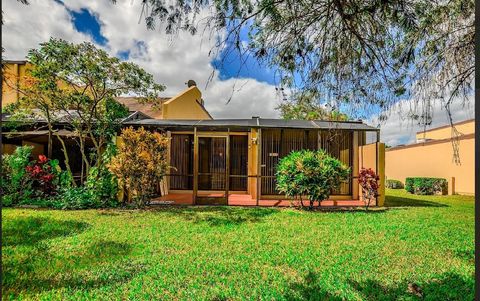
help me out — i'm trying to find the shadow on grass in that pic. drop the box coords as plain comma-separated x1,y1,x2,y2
385,195,448,208
2,216,90,247
3,239,140,297
284,271,344,300
159,206,279,226
349,272,474,301
283,271,473,300
2,216,141,297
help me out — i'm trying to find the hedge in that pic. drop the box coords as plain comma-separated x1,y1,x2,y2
405,177,448,195
386,179,404,189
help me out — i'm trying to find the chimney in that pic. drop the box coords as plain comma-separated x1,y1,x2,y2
186,79,197,87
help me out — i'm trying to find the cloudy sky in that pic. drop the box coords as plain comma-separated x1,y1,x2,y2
2,0,475,146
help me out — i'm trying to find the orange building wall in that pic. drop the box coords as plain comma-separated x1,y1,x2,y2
385,136,474,195
415,119,475,140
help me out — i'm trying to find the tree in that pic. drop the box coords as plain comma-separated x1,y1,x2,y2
4,72,59,159
12,38,165,181
130,0,473,125
108,127,169,207
276,90,349,121
276,150,350,210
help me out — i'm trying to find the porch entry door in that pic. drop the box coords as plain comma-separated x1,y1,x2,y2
195,135,229,204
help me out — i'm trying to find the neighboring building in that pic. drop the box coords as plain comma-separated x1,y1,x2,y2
2,60,385,206
115,85,212,120
2,60,212,120
385,119,475,195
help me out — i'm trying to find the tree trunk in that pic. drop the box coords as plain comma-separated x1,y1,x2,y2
78,133,90,184
55,133,76,187
46,112,53,158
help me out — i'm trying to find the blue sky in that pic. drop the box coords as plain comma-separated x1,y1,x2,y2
69,7,277,86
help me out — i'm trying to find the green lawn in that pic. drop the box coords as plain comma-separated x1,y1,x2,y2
2,189,474,300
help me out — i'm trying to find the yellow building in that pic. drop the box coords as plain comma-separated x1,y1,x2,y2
385,119,475,195
2,60,212,120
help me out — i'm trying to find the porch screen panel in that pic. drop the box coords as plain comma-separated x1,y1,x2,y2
198,137,226,190
229,135,248,191
319,130,353,195
170,134,194,190
261,129,281,195
261,129,316,195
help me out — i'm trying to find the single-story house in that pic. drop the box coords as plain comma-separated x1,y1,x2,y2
2,60,385,206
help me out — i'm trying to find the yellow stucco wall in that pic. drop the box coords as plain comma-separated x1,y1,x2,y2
162,86,212,120
386,136,474,195
2,61,31,107
415,119,475,140
358,142,386,206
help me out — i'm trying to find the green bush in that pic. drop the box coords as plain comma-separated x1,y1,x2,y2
52,187,100,210
386,179,404,189
1,146,34,206
276,149,350,209
405,177,447,195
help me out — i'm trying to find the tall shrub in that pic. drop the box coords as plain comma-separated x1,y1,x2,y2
276,150,350,210
109,127,169,207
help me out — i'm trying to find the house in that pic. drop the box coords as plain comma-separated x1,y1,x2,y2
385,119,475,195
121,118,385,206
2,60,385,206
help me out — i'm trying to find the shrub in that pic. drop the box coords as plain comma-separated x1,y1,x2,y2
1,146,74,207
276,149,350,209
86,144,119,207
109,127,169,207
1,146,34,205
405,177,448,195
386,179,404,189
52,187,99,210
358,168,380,210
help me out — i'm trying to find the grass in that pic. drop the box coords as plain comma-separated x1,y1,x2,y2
2,189,474,300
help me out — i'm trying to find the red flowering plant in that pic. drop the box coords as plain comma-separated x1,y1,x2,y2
26,154,58,196
358,168,380,210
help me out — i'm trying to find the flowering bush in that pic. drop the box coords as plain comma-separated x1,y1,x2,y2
1,146,34,206
26,155,58,196
358,168,380,210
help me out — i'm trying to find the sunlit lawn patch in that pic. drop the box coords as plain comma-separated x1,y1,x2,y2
2,189,474,300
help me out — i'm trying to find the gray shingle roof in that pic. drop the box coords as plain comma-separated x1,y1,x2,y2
123,118,378,131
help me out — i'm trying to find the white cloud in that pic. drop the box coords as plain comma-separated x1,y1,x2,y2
2,0,93,59
2,0,280,119
369,94,475,146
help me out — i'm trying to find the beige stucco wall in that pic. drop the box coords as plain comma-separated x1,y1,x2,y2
162,86,212,120
386,136,474,195
416,119,475,140
358,142,386,206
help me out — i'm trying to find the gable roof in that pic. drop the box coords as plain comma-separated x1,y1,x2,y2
115,97,170,119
